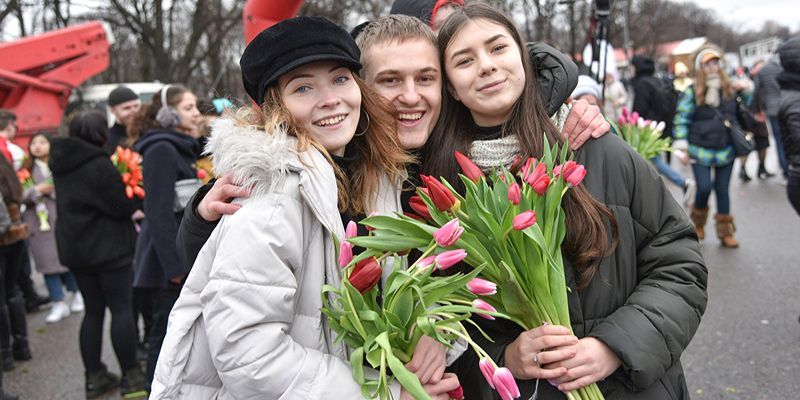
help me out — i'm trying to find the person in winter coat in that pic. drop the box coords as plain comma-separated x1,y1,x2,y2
673,48,744,248
777,36,800,214
423,4,706,399
105,86,141,154
125,83,202,389
20,133,83,324
755,55,789,178
49,110,147,399
150,17,460,400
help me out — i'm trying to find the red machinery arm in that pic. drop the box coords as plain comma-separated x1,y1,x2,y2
0,22,112,143
243,0,304,44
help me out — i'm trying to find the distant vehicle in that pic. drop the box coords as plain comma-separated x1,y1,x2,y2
67,82,164,126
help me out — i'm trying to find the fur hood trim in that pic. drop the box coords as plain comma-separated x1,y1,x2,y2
205,117,298,198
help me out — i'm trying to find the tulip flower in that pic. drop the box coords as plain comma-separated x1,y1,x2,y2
349,256,381,294
507,183,521,205
553,160,577,179
421,175,457,211
530,174,550,196
467,278,497,296
493,367,520,400
655,121,666,132
408,196,432,220
338,241,353,267
435,249,467,270
454,151,485,182
566,165,587,186
522,160,546,185
416,255,436,270
433,219,464,247
133,186,145,199
447,385,464,400
479,359,497,389
630,111,640,124
345,220,358,239
512,210,537,231
472,299,497,320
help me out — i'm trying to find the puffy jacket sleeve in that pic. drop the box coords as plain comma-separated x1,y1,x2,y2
176,180,218,271
588,135,708,390
779,94,800,158
672,86,696,142
200,194,377,399
142,142,183,281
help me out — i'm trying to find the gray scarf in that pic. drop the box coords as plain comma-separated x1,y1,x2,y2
704,74,722,108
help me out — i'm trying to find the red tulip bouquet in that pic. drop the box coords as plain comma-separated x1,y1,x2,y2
372,140,603,400
111,146,145,199
322,218,518,400
611,107,671,159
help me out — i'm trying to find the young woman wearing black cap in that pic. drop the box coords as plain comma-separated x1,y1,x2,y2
149,16,458,399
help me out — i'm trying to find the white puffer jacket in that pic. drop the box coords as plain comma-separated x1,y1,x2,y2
150,118,402,399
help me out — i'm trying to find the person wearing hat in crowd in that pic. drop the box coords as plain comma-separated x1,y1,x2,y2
776,36,800,214
150,16,461,400
571,75,602,106
105,86,142,153
673,61,693,93
674,47,745,248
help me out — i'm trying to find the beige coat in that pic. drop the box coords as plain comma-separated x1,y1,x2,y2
151,118,402,399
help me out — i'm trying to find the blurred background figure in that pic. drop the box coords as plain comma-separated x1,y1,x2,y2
128,84,201,391
572,75,602,106
754,53,789,180
777,37,800,214
20,134,83,324
603,72,629,121
50,111,147,399
105,86,142,153
674,61,694,93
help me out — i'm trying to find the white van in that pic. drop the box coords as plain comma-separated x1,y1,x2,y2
67,82,164,126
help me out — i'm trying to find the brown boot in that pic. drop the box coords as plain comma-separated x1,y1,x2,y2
690,207,709,240
715,214,740,248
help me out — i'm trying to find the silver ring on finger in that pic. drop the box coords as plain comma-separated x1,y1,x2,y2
533,351,540,366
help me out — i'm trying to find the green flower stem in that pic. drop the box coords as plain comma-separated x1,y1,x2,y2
437,325,491,361
342,282,368,339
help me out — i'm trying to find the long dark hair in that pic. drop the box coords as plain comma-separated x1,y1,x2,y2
68,110,108,148
423,2,617,288
22,132,53,172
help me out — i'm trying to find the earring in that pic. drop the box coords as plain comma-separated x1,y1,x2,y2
355,109,370,137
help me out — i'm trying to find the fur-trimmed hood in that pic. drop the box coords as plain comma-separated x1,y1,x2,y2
206,117,299,198
204,117,343,233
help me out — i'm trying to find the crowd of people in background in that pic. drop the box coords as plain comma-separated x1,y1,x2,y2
0,0,796,399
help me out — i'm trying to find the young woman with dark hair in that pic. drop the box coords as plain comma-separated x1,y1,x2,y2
126,83,203,389
425,3,707,399
21,133,83,324
49,110,147,399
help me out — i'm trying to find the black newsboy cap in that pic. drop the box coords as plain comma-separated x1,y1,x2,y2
240,16,363,105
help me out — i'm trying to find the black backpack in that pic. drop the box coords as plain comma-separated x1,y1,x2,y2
649,76,680,126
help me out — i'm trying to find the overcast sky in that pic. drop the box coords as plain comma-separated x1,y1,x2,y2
691,0,799,32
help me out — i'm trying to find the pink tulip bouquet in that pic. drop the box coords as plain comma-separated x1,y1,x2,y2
322,220,513,399
611,107,672,159
355,140,604,400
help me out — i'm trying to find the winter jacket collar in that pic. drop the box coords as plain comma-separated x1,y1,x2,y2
49,137,108,175
206,117,343,237
134,128,200,158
